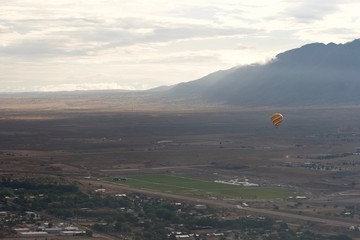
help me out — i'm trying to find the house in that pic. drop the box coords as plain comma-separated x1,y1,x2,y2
60,230,85,236
95,188,106,193
115,193,127,197
194,205,207,210
64,226,79,231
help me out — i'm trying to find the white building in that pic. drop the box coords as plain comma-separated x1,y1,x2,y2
95,188,106,193
194,205,207,210
60,230,85,236
18,231,48,238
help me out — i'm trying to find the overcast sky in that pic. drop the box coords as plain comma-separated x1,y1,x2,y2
1,0,359,92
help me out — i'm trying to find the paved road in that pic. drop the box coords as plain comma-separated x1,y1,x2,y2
84,179,358,228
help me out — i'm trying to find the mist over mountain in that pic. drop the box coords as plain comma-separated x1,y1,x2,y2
166,39,360,106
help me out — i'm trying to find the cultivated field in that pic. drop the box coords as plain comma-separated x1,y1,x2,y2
106,174,293,200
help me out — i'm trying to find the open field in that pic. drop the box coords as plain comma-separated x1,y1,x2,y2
106,174,293,200
1,92,360,238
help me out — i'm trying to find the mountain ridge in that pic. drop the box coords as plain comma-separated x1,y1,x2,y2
165,39,360,106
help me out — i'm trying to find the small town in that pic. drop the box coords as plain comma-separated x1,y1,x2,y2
0,176,355,239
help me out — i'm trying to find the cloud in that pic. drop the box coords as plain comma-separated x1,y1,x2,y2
0,39,86,57
34,82,149,92
143,25,258,43
0,0,359,92
284,0,353,21
1,12,258,60
0,1,284,61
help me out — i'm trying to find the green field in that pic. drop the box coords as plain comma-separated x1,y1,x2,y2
107,174,293,200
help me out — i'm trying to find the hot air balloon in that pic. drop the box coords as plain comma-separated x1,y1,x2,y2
271,113,284,127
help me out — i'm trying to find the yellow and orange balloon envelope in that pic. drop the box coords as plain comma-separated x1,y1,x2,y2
271,113,284,127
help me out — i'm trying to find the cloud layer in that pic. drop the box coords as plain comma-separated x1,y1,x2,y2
1,0,359,92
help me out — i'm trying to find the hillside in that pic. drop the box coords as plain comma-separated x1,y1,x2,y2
167,39,360,106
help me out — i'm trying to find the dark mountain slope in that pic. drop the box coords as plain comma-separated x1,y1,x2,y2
168,39,360,106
